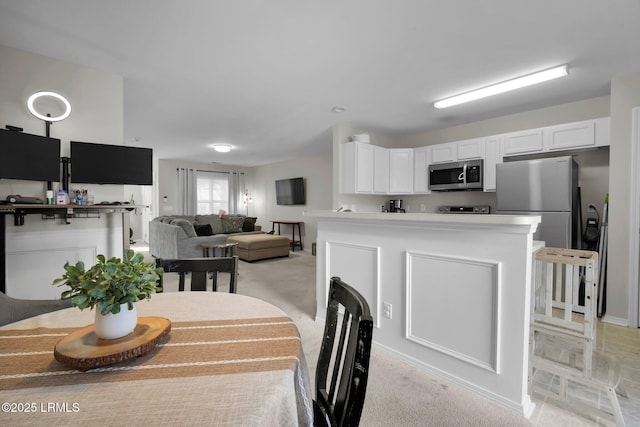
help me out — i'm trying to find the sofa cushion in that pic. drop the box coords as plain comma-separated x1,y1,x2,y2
195,214,224,234
194,223,213,236
221,215,245,233
170,218,197,238
243,217,257,232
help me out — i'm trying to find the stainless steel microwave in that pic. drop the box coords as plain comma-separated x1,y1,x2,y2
428,159,483,191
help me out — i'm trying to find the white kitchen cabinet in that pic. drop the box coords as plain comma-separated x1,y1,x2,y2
413,146,431,194
373,145,389,193
340,141,374,193
502,128,544,156
502,117,610,158
544,117,610,151
389,149,414,194
456,138,485,160
431,142,457,163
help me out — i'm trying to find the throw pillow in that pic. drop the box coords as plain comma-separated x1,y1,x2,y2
242,217,257,232
193,224,213,236
170,219,197,238
221,216,245,233
195,214,224,234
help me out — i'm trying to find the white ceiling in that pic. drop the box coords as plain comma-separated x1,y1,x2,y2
1,1,639,166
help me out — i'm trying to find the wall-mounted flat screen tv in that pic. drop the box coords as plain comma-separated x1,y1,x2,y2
71,141,153,185
0,129,60,182
275,177,305,205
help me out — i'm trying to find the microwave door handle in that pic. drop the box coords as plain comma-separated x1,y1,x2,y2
460,164,467,185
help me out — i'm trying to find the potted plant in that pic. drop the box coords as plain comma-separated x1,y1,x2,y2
53,250,164,340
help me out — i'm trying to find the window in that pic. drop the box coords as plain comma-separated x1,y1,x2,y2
196,171,229,214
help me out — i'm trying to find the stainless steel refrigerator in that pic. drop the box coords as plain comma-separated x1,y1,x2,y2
496,156,580,249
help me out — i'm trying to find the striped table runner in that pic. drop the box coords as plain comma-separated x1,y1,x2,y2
0,317,302,390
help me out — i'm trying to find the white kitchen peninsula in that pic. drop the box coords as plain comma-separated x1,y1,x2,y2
305,211,541,418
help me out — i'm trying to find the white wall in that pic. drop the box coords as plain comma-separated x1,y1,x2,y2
608,73,640,326
250,151,332,248
0,45,125,298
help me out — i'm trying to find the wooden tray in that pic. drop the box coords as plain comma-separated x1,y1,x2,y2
54,316,171,371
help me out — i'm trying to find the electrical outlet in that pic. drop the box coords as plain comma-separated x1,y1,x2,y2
420,204,426,212
383,302,392,319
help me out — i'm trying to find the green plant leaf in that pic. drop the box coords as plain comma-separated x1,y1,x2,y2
53,251,163,312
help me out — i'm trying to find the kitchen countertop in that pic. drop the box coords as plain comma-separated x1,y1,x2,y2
304,210,541,226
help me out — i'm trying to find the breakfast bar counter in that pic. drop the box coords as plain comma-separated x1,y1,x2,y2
305,211,541,418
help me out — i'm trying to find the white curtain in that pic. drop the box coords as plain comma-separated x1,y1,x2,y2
177,168,197,215
229,172,245,214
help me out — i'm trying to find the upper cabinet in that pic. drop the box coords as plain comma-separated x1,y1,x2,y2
501,117,609,158
340,141,375,194
430,138,484,162
373,145,389,193
340,117,609,195
502,129,543,156
389,149,414,194
340,143,415,195
543,117,609,151
431,142,457,163
457,138,485,160
413,146,431,194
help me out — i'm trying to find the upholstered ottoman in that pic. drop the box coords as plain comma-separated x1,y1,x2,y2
227,234,290,262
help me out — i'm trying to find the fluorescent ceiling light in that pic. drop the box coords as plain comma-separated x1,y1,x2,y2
212,144,232,153
433,65,569,109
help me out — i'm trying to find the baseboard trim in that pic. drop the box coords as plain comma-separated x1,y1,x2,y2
602,314,629,327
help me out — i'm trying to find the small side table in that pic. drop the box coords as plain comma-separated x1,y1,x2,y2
201,241,238,257
271,220,303,251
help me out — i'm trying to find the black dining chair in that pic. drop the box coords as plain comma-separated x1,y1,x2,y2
155,256,239,293
314,276,374,427
0,291,71,327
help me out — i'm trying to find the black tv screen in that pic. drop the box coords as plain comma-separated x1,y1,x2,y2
276,177,305,205
0,129,60,182
71,141,153,185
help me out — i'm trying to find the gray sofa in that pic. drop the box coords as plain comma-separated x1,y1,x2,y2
149,214,262,259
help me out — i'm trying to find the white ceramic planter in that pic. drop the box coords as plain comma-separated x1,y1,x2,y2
94,303,137,340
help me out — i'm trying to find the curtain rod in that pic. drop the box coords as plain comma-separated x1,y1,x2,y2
176,168,244,175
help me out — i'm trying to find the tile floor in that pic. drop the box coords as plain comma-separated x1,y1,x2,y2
529,320,640,426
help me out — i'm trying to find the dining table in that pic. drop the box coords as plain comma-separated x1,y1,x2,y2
0,292,314,426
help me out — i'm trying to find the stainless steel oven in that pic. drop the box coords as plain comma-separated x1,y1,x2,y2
428,159,483,191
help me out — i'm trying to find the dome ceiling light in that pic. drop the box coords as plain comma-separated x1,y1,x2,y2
211,144,232,153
